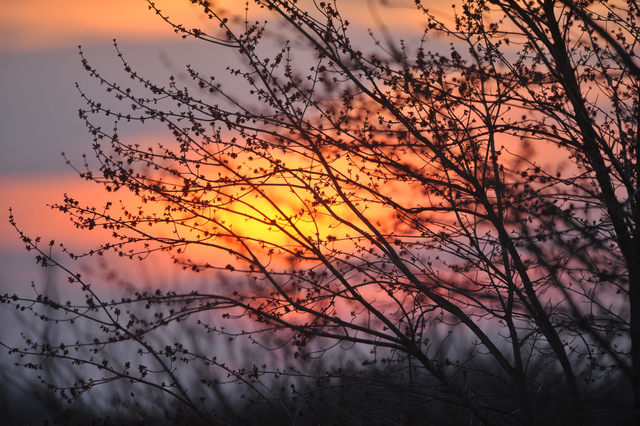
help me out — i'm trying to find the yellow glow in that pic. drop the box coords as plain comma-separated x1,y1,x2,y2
153,150,369,269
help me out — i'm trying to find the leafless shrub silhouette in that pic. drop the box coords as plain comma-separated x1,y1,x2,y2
3,0,640,424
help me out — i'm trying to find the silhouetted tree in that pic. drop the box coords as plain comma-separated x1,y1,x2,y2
4,0,640,424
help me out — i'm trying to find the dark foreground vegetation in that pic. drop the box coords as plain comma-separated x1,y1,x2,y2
3,0,640,424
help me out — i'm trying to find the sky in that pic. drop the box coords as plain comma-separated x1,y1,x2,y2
0,1,219,290
0,0,432,292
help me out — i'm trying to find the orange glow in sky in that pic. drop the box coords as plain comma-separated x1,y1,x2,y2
0,1,429,232
1,0,229,51
0,0,449,294
0,0,431,51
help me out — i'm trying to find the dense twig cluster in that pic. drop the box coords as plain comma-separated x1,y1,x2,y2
3,0,640,424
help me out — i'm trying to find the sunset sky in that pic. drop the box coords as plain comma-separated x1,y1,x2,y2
2,3,635,425
0,0,431,291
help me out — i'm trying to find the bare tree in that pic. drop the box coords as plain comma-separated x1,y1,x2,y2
3,0,640,424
